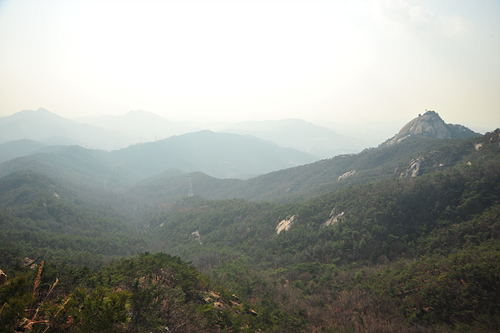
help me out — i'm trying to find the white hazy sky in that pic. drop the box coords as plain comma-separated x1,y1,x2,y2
0,0,499,133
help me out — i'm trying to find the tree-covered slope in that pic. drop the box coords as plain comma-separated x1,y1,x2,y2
0,130,318,193
129,130,500,205
150,143,500,264
0,139,47,164
0,145,136,190
141,131,500,331
110,130,317,180
0,130,498,332
0,171,147,269
0,252,266,333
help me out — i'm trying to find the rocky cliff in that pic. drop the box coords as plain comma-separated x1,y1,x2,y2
383,111,479,147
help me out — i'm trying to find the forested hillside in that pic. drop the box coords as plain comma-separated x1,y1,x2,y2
0,171,146,270
1,129,499,332
0,130,317,186
126,131,496,204
110,130,317,180
145,130,500,331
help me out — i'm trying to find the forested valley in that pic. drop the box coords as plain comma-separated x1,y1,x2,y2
1,130,499,332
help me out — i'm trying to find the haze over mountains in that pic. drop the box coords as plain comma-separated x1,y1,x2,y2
1,108,498,332
126,117,484,204
0,108,483,201
75,110,197,145
0,108,138,149
1,0,499,330
1,108,369,158
0,132,317,184
0,107,488,210
217,119,366,158
76,110,371,157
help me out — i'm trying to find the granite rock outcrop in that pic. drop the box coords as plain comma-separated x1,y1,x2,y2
383,111,479,147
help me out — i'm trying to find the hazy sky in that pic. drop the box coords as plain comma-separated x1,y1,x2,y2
0,0,499,133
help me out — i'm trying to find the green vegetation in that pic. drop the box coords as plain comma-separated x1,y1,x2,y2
1,130,499,332
0,171,147,270
1,253,239,332
124,132,493,205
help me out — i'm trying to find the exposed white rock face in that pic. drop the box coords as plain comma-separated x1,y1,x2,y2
276,215,295,234
385,111,449,146
21,257,37,269
475,143,483,150
190,230,202,244
400,156,425,178
383,110,479,147
338,170,356,181
322,209,344,227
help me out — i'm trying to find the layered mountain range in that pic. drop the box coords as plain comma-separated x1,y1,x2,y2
0,131,317,182
0,109,486,203
0,108,365,158
1,109,499,333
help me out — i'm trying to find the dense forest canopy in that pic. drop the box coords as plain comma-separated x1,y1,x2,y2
1,129,499,332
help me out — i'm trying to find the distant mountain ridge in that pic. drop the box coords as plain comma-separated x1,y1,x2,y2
1,108,368,157
0,130,318,184
0,108,492,202
75,110,197,143
383,110,479,147
110,130,318,179
0,108,137,150
219,119,367,158
77,114,368,158
126,129,500,205
0,139,47,164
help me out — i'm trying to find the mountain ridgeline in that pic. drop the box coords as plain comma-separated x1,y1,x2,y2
0,110,482,201
125,111,483,204
0,110,498,333
0,130,317,184
219,118,367,158
0,108,363,158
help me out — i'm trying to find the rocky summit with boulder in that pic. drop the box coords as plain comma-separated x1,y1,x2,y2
383,110,480,147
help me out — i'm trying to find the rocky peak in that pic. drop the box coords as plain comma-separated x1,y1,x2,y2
383,110,479,147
